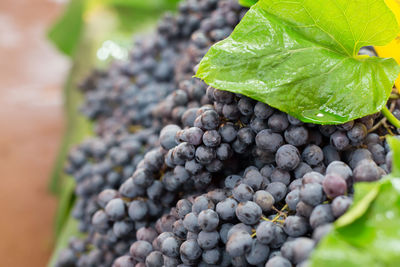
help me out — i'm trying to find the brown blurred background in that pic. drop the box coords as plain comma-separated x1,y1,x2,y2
0,0,68,266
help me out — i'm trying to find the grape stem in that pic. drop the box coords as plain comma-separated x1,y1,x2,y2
382,106,400,129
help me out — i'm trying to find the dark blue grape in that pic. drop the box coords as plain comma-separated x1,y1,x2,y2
195,146,216,164
270,168,291,185
233,183,254,202
294,162,312,179
161,236,181,258
266,182,287,202
219,123,237,143
256,221,275,245
255,129,284,152
291,237,315,264
128,200,148,221
184,127,204,146
145,251,164,267
253,190,274,212
216,198,237,220
312,223,332,244
331,195,353,218
275,144,300,171
226,230,252,256
254,102,273,119
284,126,308,146
197,230,220,249
198,209,219,231
192,195,214,214
216,143,233,160
285,188,300,211
235,201,262,225
268,113,289,132
201,110,219,130
283,215,308,237
243,169,264,190
180,239,202,261
130,240,153,262
302,145,323,166
300,183,324,206
265,256,291,267
237,97,254,116
295,201,314,218
322,173,347,198
245,239,270,265
309,204,335,229
347,122,367,143
353,159,381,182
330,131,349,150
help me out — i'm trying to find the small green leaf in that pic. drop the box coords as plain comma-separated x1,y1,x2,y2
334,181,380,227
48,0,86,56
196,0,400,124
238,0,258,8
387,136,400,176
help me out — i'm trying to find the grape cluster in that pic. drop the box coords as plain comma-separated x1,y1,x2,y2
110,95,392,266
65,129,159,233
115,159,375,266
54,0,399,266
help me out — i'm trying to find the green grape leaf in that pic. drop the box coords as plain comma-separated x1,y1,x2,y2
238,0,258,8
196,0,400,124
310,136,400,266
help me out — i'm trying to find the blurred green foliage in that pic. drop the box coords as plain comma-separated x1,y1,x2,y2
48,0,180,56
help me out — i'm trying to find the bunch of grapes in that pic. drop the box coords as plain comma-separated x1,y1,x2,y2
65,128,159,233
110,91,391,266
54,0,399,266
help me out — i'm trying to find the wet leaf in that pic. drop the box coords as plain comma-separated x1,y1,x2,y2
196,0,400,124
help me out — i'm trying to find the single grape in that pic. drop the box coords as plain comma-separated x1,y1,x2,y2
235,201,262,225
267,182,287,202
283,215,308,237
322,173,347,198
275,144,300,171
330,131,349,150
233,183,254,202
284,126,309,146
285,188,300,211
198,209,219,231
255,129,284,152
197,230,220,249
180,239,202,261
300,183,324,206
302,144,324,166
265,256,291,267
216,198,238,220
226,230,252,256
253,190,275,212
130,240,153,262
245,239,270,265
309,204,335,229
